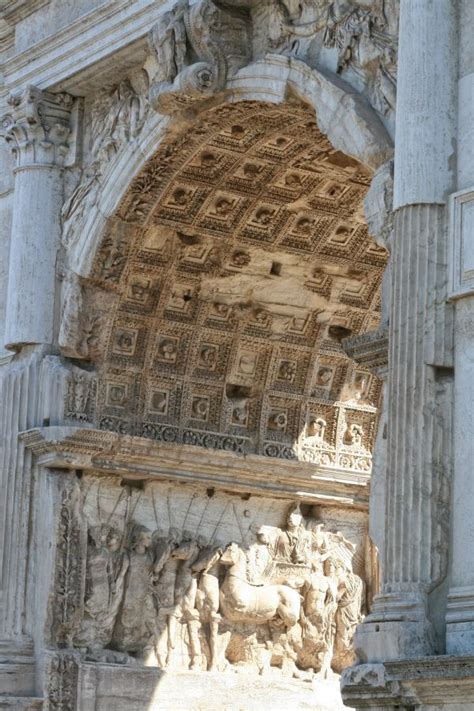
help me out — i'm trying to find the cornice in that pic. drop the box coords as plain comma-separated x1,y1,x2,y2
21,426,370,508
0,0,51,25
0,0,167,93
0,17,13,55
342,657,474,708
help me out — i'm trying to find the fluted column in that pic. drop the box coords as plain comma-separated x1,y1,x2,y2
1,86,72,349
352,0,456,664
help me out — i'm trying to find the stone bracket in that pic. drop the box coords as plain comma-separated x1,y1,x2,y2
342,328,389,378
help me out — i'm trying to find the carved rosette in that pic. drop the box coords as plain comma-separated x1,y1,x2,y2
1,85,73,168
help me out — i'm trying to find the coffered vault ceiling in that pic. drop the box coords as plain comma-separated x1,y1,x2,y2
84,101,387,471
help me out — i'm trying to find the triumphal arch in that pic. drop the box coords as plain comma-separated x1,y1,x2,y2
0,1,473,708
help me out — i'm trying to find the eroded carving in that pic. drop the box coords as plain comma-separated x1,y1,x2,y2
56,483,366,680
1,85,73,167
148,0,249,113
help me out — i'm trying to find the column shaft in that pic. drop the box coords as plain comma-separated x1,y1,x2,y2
5,166,63,348
1,85,72,350
353,0,456,663
385,205,452,591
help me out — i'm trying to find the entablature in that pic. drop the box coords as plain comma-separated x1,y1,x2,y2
21,426,371,509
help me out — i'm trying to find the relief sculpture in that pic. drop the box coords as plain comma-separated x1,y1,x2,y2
60,485,365,679
148,0,249,113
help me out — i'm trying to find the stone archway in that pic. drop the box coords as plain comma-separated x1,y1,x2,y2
63,56,393,285
41,96,390,698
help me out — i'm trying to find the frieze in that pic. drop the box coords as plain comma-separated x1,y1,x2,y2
50,479,368,681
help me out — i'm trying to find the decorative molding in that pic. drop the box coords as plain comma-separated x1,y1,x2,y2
0,0,51,25
20,426,371,507
0,0,160,91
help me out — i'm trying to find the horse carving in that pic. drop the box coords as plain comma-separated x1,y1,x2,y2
219,542,301,627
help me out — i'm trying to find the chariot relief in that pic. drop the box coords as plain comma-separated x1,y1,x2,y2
55,481,366,679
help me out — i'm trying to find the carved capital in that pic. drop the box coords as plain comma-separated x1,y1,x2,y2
1,85,73,168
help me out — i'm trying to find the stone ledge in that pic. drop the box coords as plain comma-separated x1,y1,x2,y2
341,656,474,708
0,0,158,92
20,426,371,507
0,0,50,25
0,699,43,710
77,663,351,711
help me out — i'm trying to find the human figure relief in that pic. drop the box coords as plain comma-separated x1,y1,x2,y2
332,560,364,673
152,527,181,667
90,80,148,163
149,0,188,86
219,542,301,628
74,525,128,652
61,168,101,248
324,0,388,72
192,542,224,671
170,533,207,670
299,557,338,677
112,525,156,658
274,503,312,566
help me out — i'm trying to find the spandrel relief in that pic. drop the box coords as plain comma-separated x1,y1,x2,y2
54,477,369,679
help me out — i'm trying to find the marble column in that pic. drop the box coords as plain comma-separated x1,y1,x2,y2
1,86,73,349
353,0,456,663
0,87,72,675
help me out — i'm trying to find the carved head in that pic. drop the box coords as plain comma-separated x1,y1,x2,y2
256,525,274,547
168,527,181,546
323,557,337,577
88,524,111,548
152,527,167,543
219,541,241,566
130,524,152,553
196,534,208,548
171,537,198,560
334,558,350,581
286,502,304,530
106,528,121,552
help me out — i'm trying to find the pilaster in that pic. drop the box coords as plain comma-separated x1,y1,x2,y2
446,189,474,653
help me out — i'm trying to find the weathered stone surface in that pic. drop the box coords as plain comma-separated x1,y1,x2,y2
0,1,473,709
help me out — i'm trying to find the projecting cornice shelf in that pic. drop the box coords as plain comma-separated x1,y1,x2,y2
20,426,370,508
